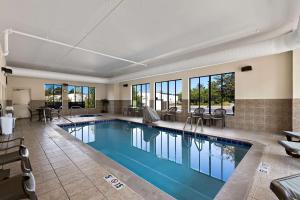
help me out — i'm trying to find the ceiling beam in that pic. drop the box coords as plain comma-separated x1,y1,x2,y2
3,29,146,66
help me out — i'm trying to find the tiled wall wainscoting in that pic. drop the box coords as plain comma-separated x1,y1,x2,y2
226,99,292,132
119,99,292,132
293,98,300,131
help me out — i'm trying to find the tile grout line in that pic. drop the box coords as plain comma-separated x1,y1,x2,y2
36,130,71,200
46,124,109,200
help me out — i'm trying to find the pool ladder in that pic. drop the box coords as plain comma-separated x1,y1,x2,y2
61,115,82,133
183,116,203,133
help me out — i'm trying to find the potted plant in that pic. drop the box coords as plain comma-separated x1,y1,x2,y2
101,99,109,113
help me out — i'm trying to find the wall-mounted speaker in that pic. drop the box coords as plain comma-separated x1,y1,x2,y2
1,67,12,74
123,84,128,87
241,65,252,72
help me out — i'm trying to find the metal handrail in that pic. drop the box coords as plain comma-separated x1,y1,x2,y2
194,118,204,133
60,115,81,133
183,116,193,130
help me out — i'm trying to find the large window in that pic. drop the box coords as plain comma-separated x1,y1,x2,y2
68,85,95,108
132,83,150,107
155,80,182,111
44,84,62,109
189,72,235,115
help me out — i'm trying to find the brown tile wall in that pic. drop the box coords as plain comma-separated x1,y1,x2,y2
107,100,122,114
226,99,292,132
120,99,292,132
293,98,300,131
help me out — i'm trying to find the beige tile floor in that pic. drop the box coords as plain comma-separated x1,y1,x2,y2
1,115,300,200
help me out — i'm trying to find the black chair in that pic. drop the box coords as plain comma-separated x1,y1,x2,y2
162,107,177,121
190,108,205,123
28,107,39,121
0,138,32,180
0,159,37,200
211,108,226,128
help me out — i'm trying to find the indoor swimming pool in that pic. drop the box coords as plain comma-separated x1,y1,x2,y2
60,120,251,200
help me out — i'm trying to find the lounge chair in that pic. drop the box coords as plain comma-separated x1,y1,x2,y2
0,159,37,200
143,106,160,123
270,173,300,200
162,107,177,121
279,140,300,158
283,131,300,142
0,138,32,179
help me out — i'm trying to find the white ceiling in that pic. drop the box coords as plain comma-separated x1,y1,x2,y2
1,0,300,81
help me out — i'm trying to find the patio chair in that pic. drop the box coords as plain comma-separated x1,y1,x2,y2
28,107,39,121
211,108,226,128
190,108,205,123
0,159,37,200
283,131,300,142
162,107,177,121
270,173,300,200
279,140,300,158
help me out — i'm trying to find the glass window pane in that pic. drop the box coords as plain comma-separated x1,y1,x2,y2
132,85,137,107
142,84,147,107
162,82,168,110
190,78,199,112
136,85,142,107
75,86,83,103
88,87,95,108
68,86,75,102
53,85,62,102
146,84,150,107
155,83,162,110
176,80,182,111
45,84,53,104
210,75,222,113
222,73,235,115
200,77,210,113
82,87,88,108
169,81,175,108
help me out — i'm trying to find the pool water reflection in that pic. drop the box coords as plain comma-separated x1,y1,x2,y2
63,120,249,200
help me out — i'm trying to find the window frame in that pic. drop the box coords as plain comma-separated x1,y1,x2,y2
189,72,235,115
131,83,150,107
68,85,96,109
44,84,62,109
155,79,182,111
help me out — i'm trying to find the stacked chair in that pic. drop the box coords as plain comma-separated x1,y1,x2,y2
0,137,37,200
270,131,300,200
279,131,300,158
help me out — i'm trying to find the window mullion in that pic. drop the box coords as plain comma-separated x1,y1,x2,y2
209,76,211,114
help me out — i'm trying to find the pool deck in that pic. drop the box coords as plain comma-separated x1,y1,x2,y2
2,114,299,200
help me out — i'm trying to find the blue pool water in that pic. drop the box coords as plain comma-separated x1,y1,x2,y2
60,120,250,200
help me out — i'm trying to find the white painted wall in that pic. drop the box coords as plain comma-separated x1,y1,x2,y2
119,52,293,100
293,49,300,99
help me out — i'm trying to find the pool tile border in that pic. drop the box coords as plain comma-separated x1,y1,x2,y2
58,119,252,148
